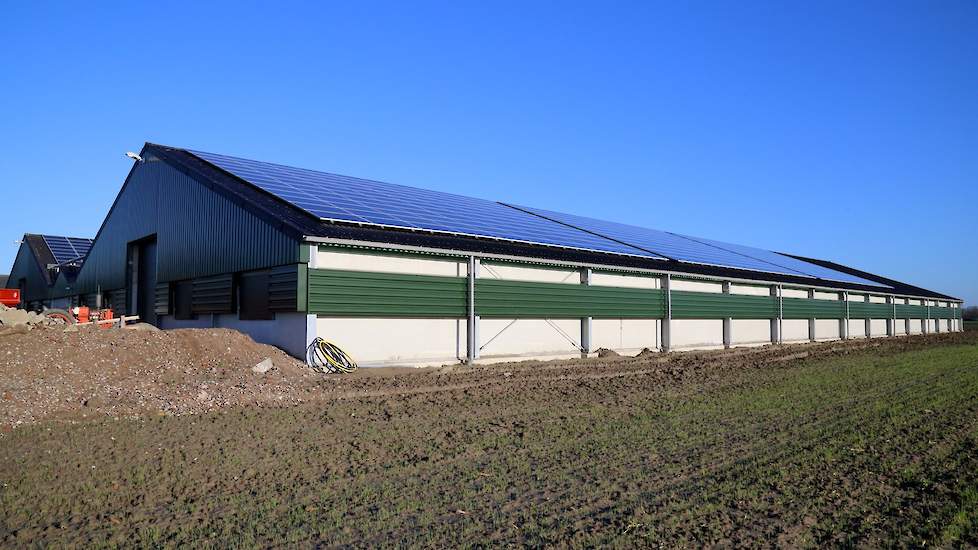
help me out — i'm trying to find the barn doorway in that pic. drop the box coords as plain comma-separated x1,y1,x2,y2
126,236,158,325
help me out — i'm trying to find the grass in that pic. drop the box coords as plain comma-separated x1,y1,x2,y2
2,339,978,546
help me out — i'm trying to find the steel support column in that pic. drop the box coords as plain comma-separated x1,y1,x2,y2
722,281,732,349
864,294,872,339
580,268,592,356
808,288,816,342
904,298,911,336
841,291,849,340
887,296,895,337
466,256,480,364
662,274,672,352
770,285,781,344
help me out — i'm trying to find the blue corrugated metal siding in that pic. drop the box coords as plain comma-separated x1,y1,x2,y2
72,155,299,296
5,243,47,302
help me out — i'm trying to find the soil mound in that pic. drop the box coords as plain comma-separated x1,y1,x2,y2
0,327,318,426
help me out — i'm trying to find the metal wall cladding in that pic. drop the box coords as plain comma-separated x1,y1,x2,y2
781,297,846,319
269,264,305,312
72,157,299,295
191,274,235,314
671,291,777,319
895,303,929,319
105,289,127,315
476,279,666,318
308,269,467,317
154,282,170,315
5,243,48,302
929,306,956,320
847,301,894,319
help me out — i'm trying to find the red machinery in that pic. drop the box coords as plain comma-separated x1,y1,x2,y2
0,289,21,307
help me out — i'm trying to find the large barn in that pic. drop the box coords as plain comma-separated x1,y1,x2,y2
5,143,963,364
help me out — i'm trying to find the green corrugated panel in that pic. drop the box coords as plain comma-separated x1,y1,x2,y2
476,279,665,318
308,269,466,317
847,301,893,319
894,303,928,319
671,291,777,319
781,297,845,319
930,306,955,319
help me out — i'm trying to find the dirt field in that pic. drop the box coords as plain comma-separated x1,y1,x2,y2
2,329,977,547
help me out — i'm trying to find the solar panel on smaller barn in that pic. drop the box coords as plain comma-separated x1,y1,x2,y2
41,235,94,265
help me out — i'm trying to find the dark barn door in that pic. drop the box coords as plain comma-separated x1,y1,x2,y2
126,236,158,325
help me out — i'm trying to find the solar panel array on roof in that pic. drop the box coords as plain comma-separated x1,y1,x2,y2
41,235,93,265
508,204,887,287
673,233,886,287
190,149,668,260
188,148,889,288
503,204,806,276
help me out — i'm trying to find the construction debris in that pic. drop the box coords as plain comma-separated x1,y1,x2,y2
252,358,274,374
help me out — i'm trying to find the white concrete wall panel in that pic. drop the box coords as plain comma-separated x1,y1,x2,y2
671,280,723,293
731,319,771,345
317,249,465,277
894,321,907,335
910,320,923,334
869,295,887,304
813,291,841,301
815,319,840,340
592,319,660,352
848,319,867,338
480,263,578,284
671,319,723,349
316,317,464,365
782,288,809,299
479,318,581,357
590,272,659,289
870,319,887,337
730,284,770,296
782,319,810,342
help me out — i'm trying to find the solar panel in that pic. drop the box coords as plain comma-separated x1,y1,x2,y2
190,150,669,260
673,233,888,287
188,148,890,288
505,204,889,287
41,235,93,265
502,204,814,275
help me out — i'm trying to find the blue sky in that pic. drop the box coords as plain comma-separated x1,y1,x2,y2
2,1,976,303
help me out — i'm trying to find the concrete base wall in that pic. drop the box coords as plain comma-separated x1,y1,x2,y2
315,317,465,366
160,312,310,359
592,319,660,353
870,319,888,338
815,319,841,340
672,319,724,349
731,319,770,346
480,318,580,358
782,319,810,342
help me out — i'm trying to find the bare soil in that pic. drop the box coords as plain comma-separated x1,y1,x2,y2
1,329,977,546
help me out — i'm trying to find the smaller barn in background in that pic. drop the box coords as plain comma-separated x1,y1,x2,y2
6,234,93,310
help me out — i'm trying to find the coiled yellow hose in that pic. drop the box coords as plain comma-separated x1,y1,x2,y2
306,337,358,373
